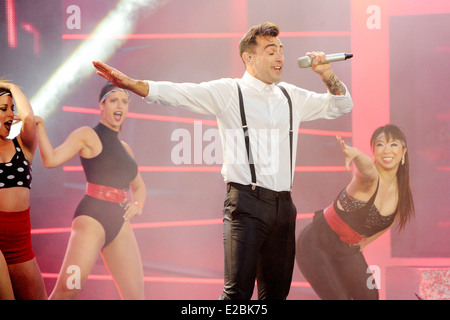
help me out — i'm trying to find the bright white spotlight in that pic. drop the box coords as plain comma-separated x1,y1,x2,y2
10,0,168,137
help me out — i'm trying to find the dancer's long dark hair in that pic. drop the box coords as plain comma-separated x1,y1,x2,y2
370,124,415,231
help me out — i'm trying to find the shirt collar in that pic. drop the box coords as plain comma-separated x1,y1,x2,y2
242,71,277,93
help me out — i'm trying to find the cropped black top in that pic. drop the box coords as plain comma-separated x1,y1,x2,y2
80,123,138,190
0,138,32,189
335,180,397,237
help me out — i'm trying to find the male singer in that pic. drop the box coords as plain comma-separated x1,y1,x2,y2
93,22,353,300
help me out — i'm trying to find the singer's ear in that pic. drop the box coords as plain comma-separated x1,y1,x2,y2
242,52,251,63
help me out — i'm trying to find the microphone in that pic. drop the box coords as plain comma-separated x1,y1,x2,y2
297,53,353,68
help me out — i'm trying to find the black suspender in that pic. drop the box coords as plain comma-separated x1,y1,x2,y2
236,83,293,191
278,85,294,190
237,83,257,189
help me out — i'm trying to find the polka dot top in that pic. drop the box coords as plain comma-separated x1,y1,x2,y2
0,138,32,189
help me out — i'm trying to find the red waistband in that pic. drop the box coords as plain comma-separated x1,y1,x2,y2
0,207,35,264
323,203,362,245
86,182,129,206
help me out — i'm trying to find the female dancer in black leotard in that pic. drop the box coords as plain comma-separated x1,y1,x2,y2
35,82,146,299
296,124,414,300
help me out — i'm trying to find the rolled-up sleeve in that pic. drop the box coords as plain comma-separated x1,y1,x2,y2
285,83,353,121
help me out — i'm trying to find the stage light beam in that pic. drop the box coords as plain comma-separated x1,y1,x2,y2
8,0,168,138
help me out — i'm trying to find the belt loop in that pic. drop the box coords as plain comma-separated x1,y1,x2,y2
256,185,261,199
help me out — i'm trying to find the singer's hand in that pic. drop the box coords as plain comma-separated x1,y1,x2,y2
306,51,332,75
93,61,133,89
92,61,149,97
306,52,346,95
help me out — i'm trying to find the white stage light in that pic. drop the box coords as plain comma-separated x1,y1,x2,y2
10,0,168,137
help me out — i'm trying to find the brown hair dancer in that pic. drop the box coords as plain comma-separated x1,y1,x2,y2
35,82,146,299
0,81,47,300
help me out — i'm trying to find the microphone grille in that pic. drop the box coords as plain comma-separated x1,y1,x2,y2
297,56,312,68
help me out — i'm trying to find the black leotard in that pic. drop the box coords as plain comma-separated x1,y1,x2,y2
74,122,138,245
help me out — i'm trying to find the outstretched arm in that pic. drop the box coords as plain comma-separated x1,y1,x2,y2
336,136,378,184
92,61,149,97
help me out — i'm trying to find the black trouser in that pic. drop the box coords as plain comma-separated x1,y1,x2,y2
220,182,297,300
296,210,379,300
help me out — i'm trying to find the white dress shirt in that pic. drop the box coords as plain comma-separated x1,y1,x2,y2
143,72,353,191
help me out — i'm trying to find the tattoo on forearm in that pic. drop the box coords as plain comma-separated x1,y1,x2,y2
325,74,346,95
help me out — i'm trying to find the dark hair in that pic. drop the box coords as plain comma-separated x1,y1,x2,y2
370,124,415,231
98,82,118,103
239,22,280,61
0,88,11,97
